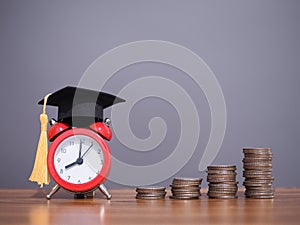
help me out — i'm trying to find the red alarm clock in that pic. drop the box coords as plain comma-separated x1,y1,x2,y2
38,86,125,199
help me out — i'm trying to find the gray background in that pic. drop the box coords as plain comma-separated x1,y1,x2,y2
0,0,299,189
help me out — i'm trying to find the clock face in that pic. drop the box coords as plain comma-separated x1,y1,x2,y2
48,128,111,193
54,134,104,184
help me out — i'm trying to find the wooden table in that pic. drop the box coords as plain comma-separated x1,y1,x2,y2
0,188,299,225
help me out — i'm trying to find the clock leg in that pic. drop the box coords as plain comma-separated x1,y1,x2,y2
46,184,60,200
98,184,112,200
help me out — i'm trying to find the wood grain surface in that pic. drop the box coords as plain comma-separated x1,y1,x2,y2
0,188,299,225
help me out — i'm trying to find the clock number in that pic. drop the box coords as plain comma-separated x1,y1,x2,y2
69,141,75,146
96,170,100,175
60,169,63,174
61,148,66,153
100,159,104,165
97,149,102,155
67,176,71,180
57,158,61,163
78,180,81,184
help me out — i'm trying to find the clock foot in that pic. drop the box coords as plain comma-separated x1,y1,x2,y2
46,184,60,200
98,184,112,200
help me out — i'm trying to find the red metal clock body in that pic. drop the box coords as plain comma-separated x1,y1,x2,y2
47,126,111,194
36,86,125,199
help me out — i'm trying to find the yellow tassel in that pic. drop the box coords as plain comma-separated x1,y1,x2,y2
29,93,51,188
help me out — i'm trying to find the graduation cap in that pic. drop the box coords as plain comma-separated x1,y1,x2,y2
38,86,125,127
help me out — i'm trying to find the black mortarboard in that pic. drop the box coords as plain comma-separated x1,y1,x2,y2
38,86,125,127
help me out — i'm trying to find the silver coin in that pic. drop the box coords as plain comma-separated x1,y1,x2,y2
170,195,199,200
243,153,273,158
243,148,271,152
245,195,275,199
136,195,166,200
208,195,238,199
136,186,166,192
207,165,236,171
136,193,166,198
207,170,237,175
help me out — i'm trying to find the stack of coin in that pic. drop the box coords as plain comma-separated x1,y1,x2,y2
243,148,275,198
170,177,202,200
207,165,238,199
135,186,166,200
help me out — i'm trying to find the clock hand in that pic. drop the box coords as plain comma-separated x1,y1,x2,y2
81,143,93,158
65,157,84,169
65,141,83,169
65,143,93,169
79,140,82,158
65,161,78,169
